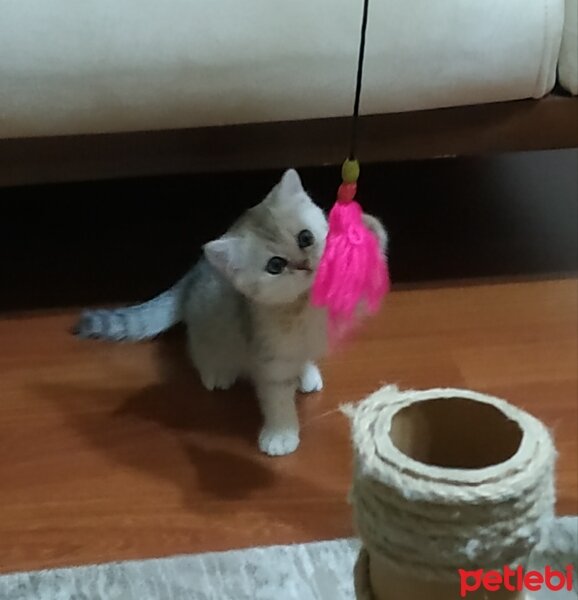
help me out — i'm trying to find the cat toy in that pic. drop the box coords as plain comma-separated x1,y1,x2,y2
311,0,390,334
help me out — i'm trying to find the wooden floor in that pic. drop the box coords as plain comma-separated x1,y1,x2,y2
0,277,576,574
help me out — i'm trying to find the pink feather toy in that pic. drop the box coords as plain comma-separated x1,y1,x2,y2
312,160,390,337
310,0,390,336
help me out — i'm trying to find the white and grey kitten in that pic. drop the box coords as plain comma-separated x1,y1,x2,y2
74,169,387,456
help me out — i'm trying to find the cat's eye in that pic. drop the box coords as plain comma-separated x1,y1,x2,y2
297,229,314,249
266,256,288,275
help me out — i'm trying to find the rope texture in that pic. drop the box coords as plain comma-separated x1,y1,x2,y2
343,386,561,589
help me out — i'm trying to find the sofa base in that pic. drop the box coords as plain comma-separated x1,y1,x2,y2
1,94,577,188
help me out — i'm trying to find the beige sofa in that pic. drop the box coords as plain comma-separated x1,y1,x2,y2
0,0,576,185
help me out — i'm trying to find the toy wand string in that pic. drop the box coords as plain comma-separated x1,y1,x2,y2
311,0,390,336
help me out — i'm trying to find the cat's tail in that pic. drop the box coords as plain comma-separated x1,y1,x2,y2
73,274,190,342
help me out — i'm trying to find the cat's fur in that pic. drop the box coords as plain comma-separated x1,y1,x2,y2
74,169,387,456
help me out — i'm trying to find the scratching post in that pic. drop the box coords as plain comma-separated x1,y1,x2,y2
345,387,557,600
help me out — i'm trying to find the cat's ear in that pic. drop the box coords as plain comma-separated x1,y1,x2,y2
203,236,243,277
277,168,304,197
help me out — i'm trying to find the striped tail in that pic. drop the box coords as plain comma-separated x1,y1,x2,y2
73,275,189,341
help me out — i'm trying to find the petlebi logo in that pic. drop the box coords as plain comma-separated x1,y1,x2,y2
459,565,574,597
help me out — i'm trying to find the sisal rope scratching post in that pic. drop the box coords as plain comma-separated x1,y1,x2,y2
344,386,563,600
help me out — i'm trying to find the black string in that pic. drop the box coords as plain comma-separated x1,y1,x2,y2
349,0,370,160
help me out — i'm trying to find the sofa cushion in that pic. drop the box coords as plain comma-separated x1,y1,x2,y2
0,0,565,139
559,0,578,94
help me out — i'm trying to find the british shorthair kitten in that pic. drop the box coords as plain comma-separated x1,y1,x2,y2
74,169,387,455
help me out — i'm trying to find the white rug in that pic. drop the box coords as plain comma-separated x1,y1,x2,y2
0,537,575,600
0,539,360,600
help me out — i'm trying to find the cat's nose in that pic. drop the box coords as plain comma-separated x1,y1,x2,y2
293,260,311,272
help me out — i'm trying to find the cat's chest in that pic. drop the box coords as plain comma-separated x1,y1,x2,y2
255,303,327,361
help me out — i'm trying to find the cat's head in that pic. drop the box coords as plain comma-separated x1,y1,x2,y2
203,169,328,304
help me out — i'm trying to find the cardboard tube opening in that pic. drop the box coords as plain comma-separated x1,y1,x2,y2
389,397,523,469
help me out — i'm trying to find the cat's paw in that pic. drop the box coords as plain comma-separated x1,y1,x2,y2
199,370,237,391
362,213,388,253
258,427,300,456
299,363,323,393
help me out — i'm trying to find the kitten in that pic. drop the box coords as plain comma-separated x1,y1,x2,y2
74,169,388,456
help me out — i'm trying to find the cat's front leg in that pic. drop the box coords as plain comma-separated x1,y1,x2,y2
299,361,323,393
255,377,300,456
